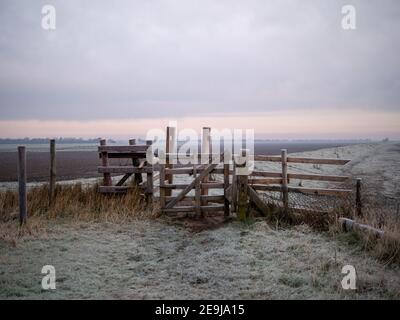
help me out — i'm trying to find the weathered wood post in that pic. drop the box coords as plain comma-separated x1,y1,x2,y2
201,127,212,206
237,149,249,221
18,146,27,225
281,149,289,213
356,178,362,217
129,138,143,184
159,163,166,210
146,140,154,204
100,139,112,186
194,161,201,217
49,139,56,206
231,161,237,214
223,151,230,217
165,126,176,196
145,140,153,204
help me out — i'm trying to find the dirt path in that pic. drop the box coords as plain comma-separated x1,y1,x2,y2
1,220,399,299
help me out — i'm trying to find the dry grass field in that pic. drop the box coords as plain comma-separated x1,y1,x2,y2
1,142,400,299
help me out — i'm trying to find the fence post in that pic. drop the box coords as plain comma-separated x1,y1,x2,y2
145,140,153,204
223,157,230,217
165,126,176,196
356,178,362,217
18,146,27,226
194,162,201,217
281,149,289,213
100,139,112,186
49,139,56,206
231,161,237,213
201,127,212,206
129,138,143,184
237,149,249,221
160,163,166,210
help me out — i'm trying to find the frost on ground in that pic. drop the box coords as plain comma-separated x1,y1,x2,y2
1,142,400,299
1,219,399,300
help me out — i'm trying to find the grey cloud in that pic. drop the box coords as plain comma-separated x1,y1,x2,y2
0,0,399,120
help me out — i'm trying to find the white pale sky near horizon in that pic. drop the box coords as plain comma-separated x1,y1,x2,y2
0,0,399,139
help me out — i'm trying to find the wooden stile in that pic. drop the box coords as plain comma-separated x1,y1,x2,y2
100,139,112,186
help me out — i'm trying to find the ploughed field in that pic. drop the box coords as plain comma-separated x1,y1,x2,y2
0,141,357,182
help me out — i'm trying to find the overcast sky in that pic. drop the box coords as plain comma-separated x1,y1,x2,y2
0,0,399,138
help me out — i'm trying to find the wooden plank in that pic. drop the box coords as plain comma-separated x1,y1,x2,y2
231,162,237,213
237,149,249,221
165,160,219,209
161,182,224,190
162,204,225,213
49,139,56,206
100,139,112,186
254,155,351,165
98,166,153,174
201,127,212,206
107,152,147,159
287,157,351,165
287,173,349,182
164,195,225,202
194,164,201,217
254,155,282,162
224,162,230,217
165,167,225,175
130,138,143,185
252,185,352,197
165,126,176,197
281,149,289,212
98,145,149,153
248,178,283,185
159,164,166,209
247,186,269,216
18,146,27,225
162,206,195,213
145,140,153,204
201,204,225,212
339,218,384,238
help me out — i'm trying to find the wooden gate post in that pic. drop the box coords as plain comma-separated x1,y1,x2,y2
129,139,143,184
145,140,153,204
18,146,27,225
356,178,362,217
223,160,230,217
159,163,166,209
237,149,249,221
165,126,176,196
201,127,212,206
100,139,112,186
281,149,289,213
49,139,56,206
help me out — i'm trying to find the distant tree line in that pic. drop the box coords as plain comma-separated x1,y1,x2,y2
0,137,111,144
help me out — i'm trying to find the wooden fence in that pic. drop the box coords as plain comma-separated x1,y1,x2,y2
97,139,154,202
96,126,358,220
